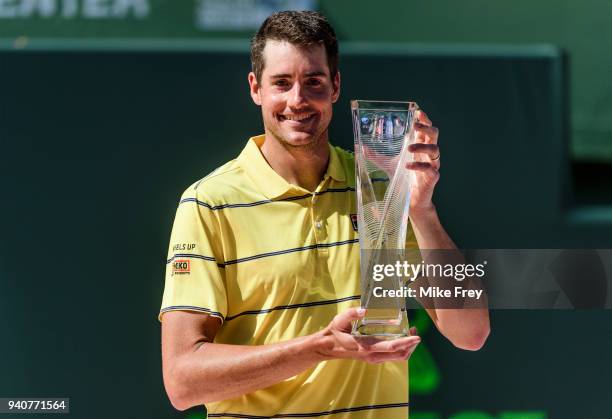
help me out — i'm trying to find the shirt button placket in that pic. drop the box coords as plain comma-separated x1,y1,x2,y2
312,192,328,255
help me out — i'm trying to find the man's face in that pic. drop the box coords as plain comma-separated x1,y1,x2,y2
249,40,340,149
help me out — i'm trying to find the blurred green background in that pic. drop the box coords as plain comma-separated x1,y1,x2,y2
2,0,612,162
1,1,611,418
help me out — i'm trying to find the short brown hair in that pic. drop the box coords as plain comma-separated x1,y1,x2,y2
250,10,339,82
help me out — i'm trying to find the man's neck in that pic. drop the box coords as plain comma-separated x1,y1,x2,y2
260,132,330,192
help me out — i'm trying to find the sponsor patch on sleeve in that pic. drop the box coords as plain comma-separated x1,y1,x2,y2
172,259,191,275
350,214,358,232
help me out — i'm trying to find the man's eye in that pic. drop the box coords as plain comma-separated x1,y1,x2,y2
307,78,322,86
274,80,290,87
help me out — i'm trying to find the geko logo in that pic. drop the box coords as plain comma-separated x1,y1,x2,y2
172,259,190,275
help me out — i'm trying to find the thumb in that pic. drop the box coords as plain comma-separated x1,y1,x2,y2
332,308,366,332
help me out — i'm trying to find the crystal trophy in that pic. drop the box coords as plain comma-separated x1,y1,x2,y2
351,100,419,338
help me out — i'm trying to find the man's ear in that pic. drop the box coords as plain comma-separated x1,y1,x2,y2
331,71,341,104
248,72,262,106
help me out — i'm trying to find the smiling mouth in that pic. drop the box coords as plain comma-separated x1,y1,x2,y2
279,112,316,122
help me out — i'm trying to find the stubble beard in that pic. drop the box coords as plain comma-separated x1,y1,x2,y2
268,117,331,153
274,130,327,152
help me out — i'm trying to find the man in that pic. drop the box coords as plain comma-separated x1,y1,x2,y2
160,10,489,419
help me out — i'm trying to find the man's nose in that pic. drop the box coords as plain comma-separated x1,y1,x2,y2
287,82,308,108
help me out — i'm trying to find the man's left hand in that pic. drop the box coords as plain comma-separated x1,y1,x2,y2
407,110,440,212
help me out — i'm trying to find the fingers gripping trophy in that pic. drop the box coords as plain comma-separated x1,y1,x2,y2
351,100,420,338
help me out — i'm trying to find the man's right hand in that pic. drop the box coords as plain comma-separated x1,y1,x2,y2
315,308,420,364
162,307,419,409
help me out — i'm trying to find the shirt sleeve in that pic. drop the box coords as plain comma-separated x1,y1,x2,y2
159,187,227,322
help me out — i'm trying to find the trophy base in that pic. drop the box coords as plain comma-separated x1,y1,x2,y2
351,313,410,340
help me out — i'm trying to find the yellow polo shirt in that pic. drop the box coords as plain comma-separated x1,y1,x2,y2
160,135,418,418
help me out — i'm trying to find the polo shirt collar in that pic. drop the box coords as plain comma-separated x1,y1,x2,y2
325,140,346,183
238,135,346,200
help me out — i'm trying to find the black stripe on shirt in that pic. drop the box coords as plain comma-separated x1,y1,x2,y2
208,402,410,418
179,187,356,210
159,294,360,324
159,305,224,319
225,295,361,321
165,239,357,268
223,239,359,266
166,253,224,268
